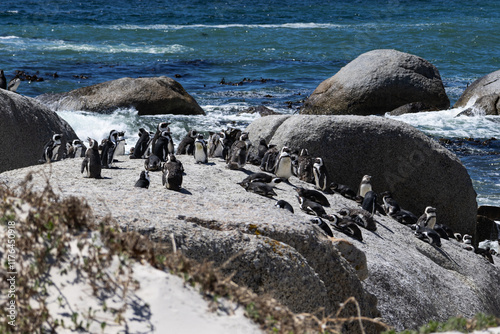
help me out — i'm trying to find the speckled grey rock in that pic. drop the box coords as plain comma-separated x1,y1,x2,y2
246,115,477,237
454,70,500,111
36,76,205,116
2,154,498,333
301,49,450,116
0,89,78,173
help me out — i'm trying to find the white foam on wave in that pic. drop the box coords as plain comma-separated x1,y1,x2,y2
386,107,500,139
106,23,345,31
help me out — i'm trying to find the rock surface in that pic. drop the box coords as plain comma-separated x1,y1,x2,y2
246,115,477,237
301,49,450,116
0,89,78,173
454,70,500,114
1,152,498,332
36,76,205,116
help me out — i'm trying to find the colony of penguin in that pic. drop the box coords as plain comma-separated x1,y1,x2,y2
37,120,497,264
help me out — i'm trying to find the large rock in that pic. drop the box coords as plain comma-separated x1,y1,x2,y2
301,49,450,116
454,70,500,116
246,115,477,237
0,89,78,173
1,157,499,332
36,76,205,116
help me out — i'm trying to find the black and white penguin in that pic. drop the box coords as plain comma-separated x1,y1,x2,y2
274,146,292,180
194,133,208,164
259,145,279,173
153,130,174,162
417,206,437,229
0,70,6,90
310,217,335,238
337,207,377,231
414,224,441,247
162,153,184,191
113,131,126,159
296,149,314,183
101,130,119,168
134,170,150,189
357,175,372,198
144,153,162,171
81,138,102,179
66,139,85,158
131,128,151,159
313,157,330,192
39,134,63,163
241,172,282,187
295,187,330,207
208,131,226,158
238,181,277,198
151,122,171,151
381,191,400,215
331,216,363,242
275,199,294,213
361,191,380,215
329,182,357,200
296,195,327,217
227,133,252,170
177,130,198,155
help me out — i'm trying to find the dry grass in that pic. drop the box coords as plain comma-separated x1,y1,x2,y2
0,172,389,333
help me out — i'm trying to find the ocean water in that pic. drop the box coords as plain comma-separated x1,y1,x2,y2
1,0,500,206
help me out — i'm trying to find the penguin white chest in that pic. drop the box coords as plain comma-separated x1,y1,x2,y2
275,157,292,180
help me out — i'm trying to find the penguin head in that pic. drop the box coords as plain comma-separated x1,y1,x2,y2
425,206,436,215
72,139,82,147
361,175,372,183
463,234,472,244
161,130,171,138
88,138,98,149
53,134,62,144
109,130,118,143
239,132,249,141
167,153,177,163
314,157,324,167
189,129,198,138
158,122,170,132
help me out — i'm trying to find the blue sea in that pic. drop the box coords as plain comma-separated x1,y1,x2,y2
1,0,500,206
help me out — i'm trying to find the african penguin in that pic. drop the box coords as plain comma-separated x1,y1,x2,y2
313,157,330,192
144,153,162,171
177,130,198,155
131,128,151,159
39,134,63,163
81,138,102,179
162,153,184,191
295,187,330,207
331,216,363,242
113,131,126,158
101,130,118,168
151,122,171,151
238,181,277,198
241,172,282,187
329,182,357,200
296,195,327,217
358,175,372,198
194,133,208,164
417,206,437,229
310,217,335,238
153,130,174,162
297,149,314,183
260,145,279,173
414,224,441,247
134,170,150,189
275,200,294,214
274,146,292,180
227,133,252,170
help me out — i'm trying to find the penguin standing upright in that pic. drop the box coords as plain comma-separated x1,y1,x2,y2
81,138,102,179
274,146,292,180
227,133,252,170
153,130,174,162
66,139,85,158
313,157,330,192
177,130,198,155
260,145,279,173
113,131,126,158
194,134,208,164
417,206,437,229
101,130,118,168
162,153,184,191
39,134,63,163
209,131,226,158
358,175,372,198
151,122,171,151
131,128,151,159
297,149,314,183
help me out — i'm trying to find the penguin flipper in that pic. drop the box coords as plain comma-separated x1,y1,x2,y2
81,158,88,174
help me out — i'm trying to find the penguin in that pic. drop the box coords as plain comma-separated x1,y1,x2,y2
358,175,372,198
0,70,6,90
337,207,377,231
209,131,226,158
381,191,401,215
310,217,335,238
331,216,363,242
144,153,162,171
329,182,357,200
131,128,151,159
113,131,126,159
227,133,252,170
39,134,63,163
259,145,279,173
414,224,441,247
162,153,184,191
101,130,118,168
361,191,383,215
134,170,150,189
296,195,327,217
151,122,171,151
67,139,84,158
153,130,174,162
275,200,294,214
296,149,314,183
295,187,330,207
313,157,330,192
177,130,198,155
241,173,282,187
238,181,276,198
273,146,292,180
194,133,208,164
417,206,437,229
390,208,418,225
7,77,21,92
81,138,102,179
